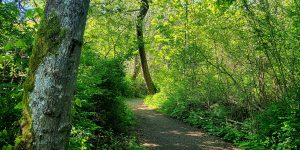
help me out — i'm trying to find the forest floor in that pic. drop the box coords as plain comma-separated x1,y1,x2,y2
127,99,237,150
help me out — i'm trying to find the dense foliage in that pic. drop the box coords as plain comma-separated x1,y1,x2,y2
145,0,300,149
69,49,142,149
0,1,35,147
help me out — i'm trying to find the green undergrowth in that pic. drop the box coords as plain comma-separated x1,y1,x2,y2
69,49,145,149
145,92,300,150
0,2,35,149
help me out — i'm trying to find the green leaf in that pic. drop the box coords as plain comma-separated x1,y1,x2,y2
0,129,8,137
14,101,23,110
216,0,235,11
75,98,82,107
216,0,235,6
24,8,43,19
2,145,14,150
16,39,27,48
24,9,35,18
35,8,44,17
3,42,14,51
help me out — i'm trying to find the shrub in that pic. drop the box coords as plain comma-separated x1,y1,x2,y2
70,50,138,149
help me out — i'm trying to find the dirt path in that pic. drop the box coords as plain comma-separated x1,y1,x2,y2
127,100,237,150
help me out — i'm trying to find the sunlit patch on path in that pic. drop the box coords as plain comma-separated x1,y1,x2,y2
127,100,238,150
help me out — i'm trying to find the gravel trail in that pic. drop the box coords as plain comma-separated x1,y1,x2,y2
127,100,237,150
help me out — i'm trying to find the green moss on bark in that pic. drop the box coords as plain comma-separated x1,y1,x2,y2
23,13,66,92
20,12,66,149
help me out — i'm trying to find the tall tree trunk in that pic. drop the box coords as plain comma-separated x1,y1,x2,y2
132,54,140,80
20,0,90,149
137,0,156,94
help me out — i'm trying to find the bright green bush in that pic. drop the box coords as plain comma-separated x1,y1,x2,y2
147,89,300,149
70,49,140,149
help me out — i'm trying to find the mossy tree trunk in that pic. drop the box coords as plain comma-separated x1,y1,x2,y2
137,0,156,95
20,0,90,149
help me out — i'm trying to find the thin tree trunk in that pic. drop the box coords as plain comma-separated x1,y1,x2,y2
20,0,90,149
137,0,156,94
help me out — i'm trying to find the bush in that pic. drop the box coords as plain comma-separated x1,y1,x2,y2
147,87,300,149
70,50,140,149
252,100,300,149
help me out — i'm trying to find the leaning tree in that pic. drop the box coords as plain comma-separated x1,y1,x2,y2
136,0,156,94
20,0,90,149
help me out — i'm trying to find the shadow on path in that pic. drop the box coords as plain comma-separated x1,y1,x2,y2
127,100,237,150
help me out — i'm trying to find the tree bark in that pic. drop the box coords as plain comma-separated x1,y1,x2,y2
20,0,90,149
137,0,156,94
132,54,140,80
